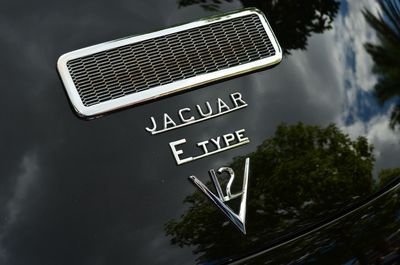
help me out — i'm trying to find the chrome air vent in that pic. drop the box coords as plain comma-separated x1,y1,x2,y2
57,8,282,118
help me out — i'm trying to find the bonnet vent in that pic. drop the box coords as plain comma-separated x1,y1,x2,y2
57,8,282,117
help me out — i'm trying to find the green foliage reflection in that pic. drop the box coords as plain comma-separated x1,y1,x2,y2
364,0,400,130
165,123,399,263
177,0,340,54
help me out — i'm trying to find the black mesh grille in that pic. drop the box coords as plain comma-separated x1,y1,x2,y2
67,14,276,107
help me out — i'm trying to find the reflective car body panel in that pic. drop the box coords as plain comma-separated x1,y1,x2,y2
0,0,399,264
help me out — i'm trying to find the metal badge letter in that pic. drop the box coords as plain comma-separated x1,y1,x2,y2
189,158,250,234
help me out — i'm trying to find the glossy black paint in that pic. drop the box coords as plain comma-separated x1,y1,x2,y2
235,178,400,264
0,0,399,264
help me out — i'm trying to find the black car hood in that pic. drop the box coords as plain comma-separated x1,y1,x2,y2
1,0,400,264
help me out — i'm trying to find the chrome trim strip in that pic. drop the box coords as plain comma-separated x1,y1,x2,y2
230,180,400,264
57,8,282,118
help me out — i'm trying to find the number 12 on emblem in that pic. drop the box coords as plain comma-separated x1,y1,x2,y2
189,158,250,234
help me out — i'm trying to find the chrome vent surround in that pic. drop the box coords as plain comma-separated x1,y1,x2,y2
69,15,274,108
57,8,282,117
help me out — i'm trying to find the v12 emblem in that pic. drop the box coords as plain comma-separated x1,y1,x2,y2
189,158,250,234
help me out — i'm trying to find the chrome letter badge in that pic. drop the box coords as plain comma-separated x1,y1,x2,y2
189,158,250,234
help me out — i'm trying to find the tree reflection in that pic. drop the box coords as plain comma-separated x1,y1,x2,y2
165,123,400,263
177,0,340,54
243,177,400,264
364,0,400,130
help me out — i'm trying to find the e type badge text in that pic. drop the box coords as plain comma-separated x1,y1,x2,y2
170,129,249,165
145,92,250,165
